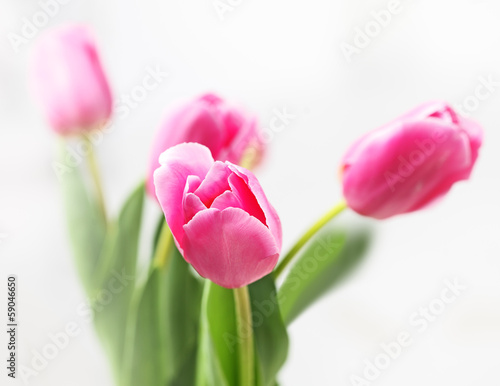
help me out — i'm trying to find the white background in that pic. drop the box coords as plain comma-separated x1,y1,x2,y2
1,0,500,385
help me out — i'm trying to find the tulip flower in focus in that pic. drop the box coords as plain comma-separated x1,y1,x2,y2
154,143,281,288
341,101,483,219
30,25,112,135
146,93,264,197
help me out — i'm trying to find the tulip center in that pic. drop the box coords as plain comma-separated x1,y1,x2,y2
183,162,268,227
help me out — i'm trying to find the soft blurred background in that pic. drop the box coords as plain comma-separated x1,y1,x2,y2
1,0,499,385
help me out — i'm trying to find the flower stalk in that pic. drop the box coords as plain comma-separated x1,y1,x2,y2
234,285,254,386
274,200,347,278
84,135,108,224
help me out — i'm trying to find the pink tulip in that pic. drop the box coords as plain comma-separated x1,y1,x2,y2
341,101,483,219
154,143,281,288
146,93,264,198
30,25,112,135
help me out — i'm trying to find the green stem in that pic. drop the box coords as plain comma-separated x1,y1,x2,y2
153,221,173,270
274,200,348,278
84,135,108,224
234,286,254,386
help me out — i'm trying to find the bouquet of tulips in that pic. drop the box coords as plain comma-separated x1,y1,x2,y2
30,25,483,386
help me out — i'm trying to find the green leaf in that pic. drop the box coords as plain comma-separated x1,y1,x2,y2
196,282,238,386
196,281,232,386
249,275,289,386
278,222,372,325
122,267,168,386
124,237,203,386
92,182,144,383
59,142,107,296
164,245,204,385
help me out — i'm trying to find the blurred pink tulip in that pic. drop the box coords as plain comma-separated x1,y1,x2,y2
30,25,112,135
154,143,281,288
146,93,264,198
341,101,483,219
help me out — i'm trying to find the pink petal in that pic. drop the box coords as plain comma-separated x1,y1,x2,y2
146,99,224,198
154,143,214,247
458,116,484,166
182,175,205,225
185,174,202,194
193,161,231,207
219,112,262,165
227,164,282,250
182,208,280,288
183,176,206,226
397,101,457,124
182,193,207,224
342,101,456,167
211,191,245,211
226,172,267,226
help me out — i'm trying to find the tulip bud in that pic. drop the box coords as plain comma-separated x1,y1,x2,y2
154,143,281,288
30,25,112,135
146,93,264,198
341,101,483,219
